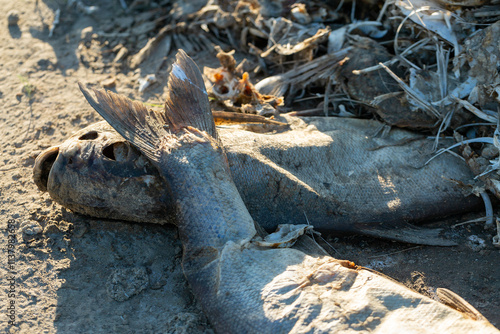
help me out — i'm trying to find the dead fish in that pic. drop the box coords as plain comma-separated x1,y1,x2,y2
76,50,499,333
34,98,481,247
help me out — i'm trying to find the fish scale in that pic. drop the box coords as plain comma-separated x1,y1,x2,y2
221,116,478,233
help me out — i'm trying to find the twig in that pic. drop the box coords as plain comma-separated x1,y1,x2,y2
367,246,421,259
425,137,494,165
353,38,429,75
379,62,440,118
436,42,449,100
303,212,339,255
48,8,60,38
480,192,494,228
433,109,454,151
0,166,17,172
452,96,497,123
324,77,331,117
452,216,494,228
454,123,496,131
377,0,394,22
119,0,127,10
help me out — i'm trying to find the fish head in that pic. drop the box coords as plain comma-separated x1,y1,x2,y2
33,121,175,224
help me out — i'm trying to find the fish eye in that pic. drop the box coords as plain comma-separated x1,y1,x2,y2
103,142,129,162
79,131,98,140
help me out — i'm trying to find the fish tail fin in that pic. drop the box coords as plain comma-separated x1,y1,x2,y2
78,49,217,162
78,83,165,162
164,50,218,140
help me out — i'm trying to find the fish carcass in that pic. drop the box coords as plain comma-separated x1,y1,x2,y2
34,90,479,246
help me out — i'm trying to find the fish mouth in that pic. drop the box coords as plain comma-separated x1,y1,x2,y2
33,146,59,192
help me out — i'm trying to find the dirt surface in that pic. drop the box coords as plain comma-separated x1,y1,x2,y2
0,1,498,333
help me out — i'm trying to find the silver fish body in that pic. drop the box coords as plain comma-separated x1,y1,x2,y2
220,115,478,233
34,114,479,245
74,50,499,333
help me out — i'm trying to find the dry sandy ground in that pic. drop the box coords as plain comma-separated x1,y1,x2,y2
0,1,498,333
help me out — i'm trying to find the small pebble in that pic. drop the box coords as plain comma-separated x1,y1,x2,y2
467,235,486,252
80,26,93,43
72,222,88,238
106,267,149,302
44,223,61,235
138,74,157,93
113,46,128,63
102,77,116,89
481,144,499,160
7,10,20,26
21,220,43,236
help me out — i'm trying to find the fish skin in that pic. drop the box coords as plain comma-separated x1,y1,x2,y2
220,115,479,234
76,50,499,333
34,116,479,245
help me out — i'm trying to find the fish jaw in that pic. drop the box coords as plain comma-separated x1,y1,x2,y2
33,145,59,192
